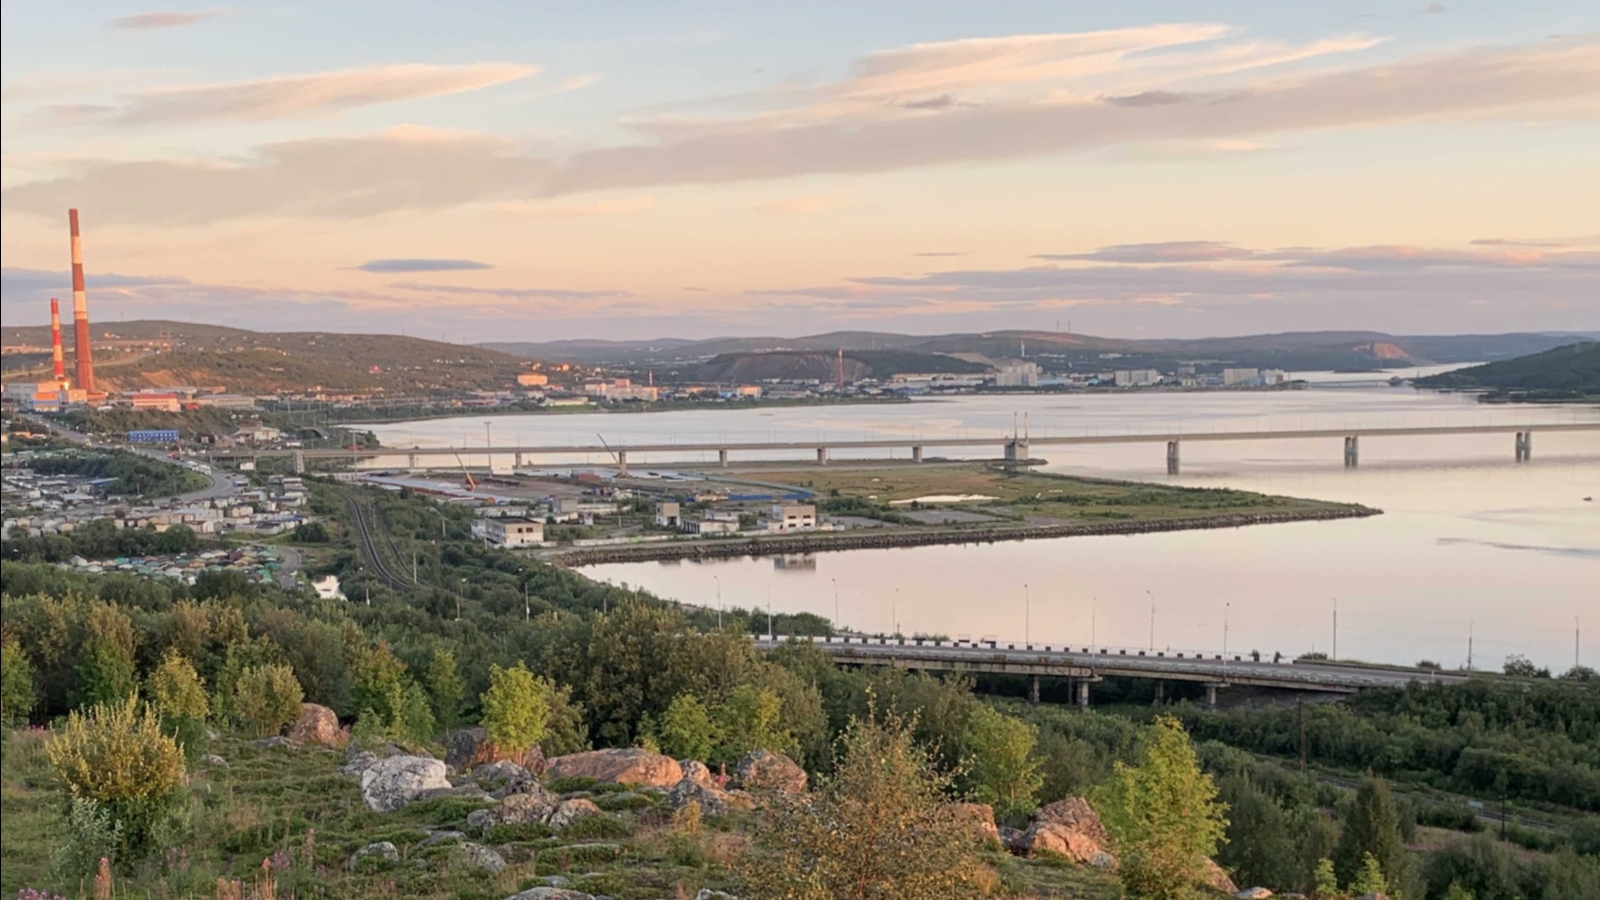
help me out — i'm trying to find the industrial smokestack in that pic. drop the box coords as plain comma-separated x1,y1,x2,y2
50,297,66,383
69,208,95,392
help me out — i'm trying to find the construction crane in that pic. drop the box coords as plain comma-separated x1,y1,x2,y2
595,433,622,474
452,451,477,491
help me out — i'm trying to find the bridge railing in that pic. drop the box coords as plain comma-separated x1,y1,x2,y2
755,633,1291,665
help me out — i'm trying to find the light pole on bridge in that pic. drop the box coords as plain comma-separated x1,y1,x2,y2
1146,590,1156,652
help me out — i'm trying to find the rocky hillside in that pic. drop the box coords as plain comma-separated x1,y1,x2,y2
693,350,990,383
1416,341,1600,396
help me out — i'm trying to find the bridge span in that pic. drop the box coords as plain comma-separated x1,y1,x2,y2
211,421,1598,475
751,634,1469,709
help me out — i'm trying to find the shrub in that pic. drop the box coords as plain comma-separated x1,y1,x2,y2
76,604,138,709
659,693,718,762
46,697,186,858
233,664,303,737
1,634,36,726
148,651,209,721
480,662,548,755
964,704,1043,820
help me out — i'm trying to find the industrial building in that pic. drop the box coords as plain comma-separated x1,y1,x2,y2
128,429,180,443
472,516,545,547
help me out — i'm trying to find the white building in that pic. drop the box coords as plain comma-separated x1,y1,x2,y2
1114,369,1161,387
994,361,1041,388
765,504,816,533
689,517,740,535
1222,368,1259,386
656,501,681,527
473,516,545,547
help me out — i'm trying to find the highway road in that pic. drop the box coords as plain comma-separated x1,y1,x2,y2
19,413,239,505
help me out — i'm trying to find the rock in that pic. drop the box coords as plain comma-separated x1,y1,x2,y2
1018,822,1109,866
695,891,739,900
667,778,754,816
500,784,560,823
942,802,1000,844
421,830,466,846
679,760,716,787
1089,850,1117,870
500,882,614,899
1354,895,1392,900
1034,797,1110,846
998,825,1026,853
548,798,602,829
1236,889,1274,899
415,783,495,803
466,809,494,832
446,727,490,769
474,759,530,784
455,841,507,874
250,735,295,749
348,841,399,870
538,877,571,888
341,751,378,777
1200,858,1238,895
199,753,229,769
286,703,342,747
732,749,807,795
544,748,683,788
360,755,451,812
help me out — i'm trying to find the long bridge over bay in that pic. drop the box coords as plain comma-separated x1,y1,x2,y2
210,422,1600,474
752,634,1471,708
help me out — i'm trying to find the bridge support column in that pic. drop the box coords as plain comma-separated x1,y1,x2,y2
1344,435,1359,468
1005,439,1030,464
1029,675,1041,706
719,448,729,468
1077,680,1091,711
408,453,418,471
912,445,924,463
816,447,828,465
291,451,305,475
1515,431,1532,463
616,450,628,476
1205,682,1228,709
1153,680,1165,706
515,452,524,468
1166,441,1180,475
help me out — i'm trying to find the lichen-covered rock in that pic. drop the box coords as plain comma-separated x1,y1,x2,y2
341,750,378,777
474,759,530,784
445,727,490,769
1017,822,1108,865
251,735,295,749
286,703,342,747
1201,858,1238,895
499,785,561,823
943,802,1000,844
543,748,683,788
501,890,594,900
1033,797,1109,846
679,759,716,787
547,797,602,829
455,841,506,874
732,749,807,794
348,841,399,870
1236,889,1274,899
421,830,466,846
666,777,753,816
415,783,495,803
360,755,451,812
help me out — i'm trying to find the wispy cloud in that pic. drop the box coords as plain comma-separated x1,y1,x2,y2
39,62,538,128
112,10,218,30
388,282,631,302
1036,241,1256,263
353,258,492,273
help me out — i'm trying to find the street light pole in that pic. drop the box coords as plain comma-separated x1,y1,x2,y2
1146,590,1156,652
714,575,722,630
1024,583,1031,647
831,577,840,634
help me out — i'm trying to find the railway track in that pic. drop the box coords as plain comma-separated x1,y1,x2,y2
342,489,417,592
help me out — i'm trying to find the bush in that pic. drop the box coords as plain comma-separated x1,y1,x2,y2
148,651,209,721
46,696,186,858
480,661,549,755
233,663,303,737
1,635,36,726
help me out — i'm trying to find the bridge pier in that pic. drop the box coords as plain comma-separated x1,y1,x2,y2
1004,439,1030,464
912,445,924,463
515,451,524,468
719,448,729,468
1344,435,1359,468
291,450,305,475
1029,675,1041,706
408,453,418,471
1205,682,1228,709
1166,441,1180,475
1153,680,1165,706
616,450,628,476
816,447,829,465
1515,431,1532,463
1077,679,1091,711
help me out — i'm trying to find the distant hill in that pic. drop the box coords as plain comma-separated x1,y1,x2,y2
487,329,1599,370
693,350,990,383
1415,342,1600,396
0,320,530,394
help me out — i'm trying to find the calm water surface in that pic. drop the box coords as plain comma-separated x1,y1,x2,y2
370,380,1600,671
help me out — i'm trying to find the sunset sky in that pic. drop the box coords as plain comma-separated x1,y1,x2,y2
2,1,1597,341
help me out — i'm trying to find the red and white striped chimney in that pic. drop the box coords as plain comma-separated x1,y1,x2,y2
50,297,67,383
69,208,95,392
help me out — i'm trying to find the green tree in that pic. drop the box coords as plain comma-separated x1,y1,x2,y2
716,683,794,763
1,635,36,727
1216,774,1300,893
350,642,408,727
47,696,186,856
1443,882,1476,900
1350,852,1391,896
1313,858,1339,898
76,602,138,708
1334,775,1414,898
147,650,209,721
963,704,1043,819
424,648,464,732
480,662,549,754
1095,715,1230,900
659,693,719,761
539,677,590,756
233,663,304,738
738,707,988,900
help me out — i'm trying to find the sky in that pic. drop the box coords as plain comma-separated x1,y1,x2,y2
2,1,1598,342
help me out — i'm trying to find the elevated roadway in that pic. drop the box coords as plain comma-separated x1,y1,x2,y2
752,634,1469,708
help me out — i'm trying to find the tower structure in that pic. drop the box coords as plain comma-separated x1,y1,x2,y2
68,208,95,392
50,297,67,384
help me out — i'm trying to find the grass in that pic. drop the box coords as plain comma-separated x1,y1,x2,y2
764,464,1362,525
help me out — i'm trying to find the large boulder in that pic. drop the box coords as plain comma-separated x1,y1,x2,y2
348,841,399,870
501,890,595,900
499,785,561,823
1034,797,1110,846
543,748,683,788
679,759,716,788
447,726,545,772
455,842,507,874
732,749,807,794
1017,822,1107,865
1200,858,1238,895
547,798,602,829
360,755,451,812
286,703,342,747
943,802,1000,845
